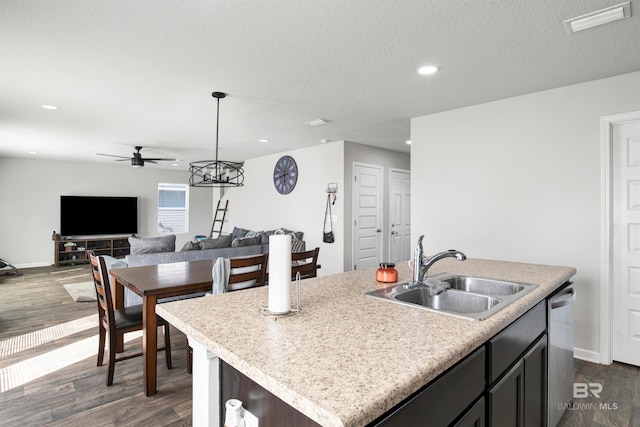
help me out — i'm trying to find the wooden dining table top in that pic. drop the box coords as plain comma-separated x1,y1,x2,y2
110,258,216,299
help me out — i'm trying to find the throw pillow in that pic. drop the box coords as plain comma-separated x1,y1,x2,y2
291,236,305,253
232,227,250,239
231,235,262,247
129,235,176,255
283,228,304,241
245,230,263,238
200,234,233,249
180,241,201,251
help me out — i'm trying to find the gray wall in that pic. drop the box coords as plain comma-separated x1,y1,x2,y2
0,157,212,267
221,141,346,276
410,71,640,360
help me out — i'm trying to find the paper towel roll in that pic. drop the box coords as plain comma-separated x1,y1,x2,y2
268,233,291,314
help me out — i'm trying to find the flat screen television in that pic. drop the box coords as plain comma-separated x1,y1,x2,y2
60,196,138,236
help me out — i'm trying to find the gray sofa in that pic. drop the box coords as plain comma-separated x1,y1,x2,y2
121,228,305,306
125,243,267,267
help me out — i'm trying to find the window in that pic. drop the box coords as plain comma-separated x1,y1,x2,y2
158,183,189,233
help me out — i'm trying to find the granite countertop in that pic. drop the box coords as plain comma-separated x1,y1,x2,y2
156,258,576,427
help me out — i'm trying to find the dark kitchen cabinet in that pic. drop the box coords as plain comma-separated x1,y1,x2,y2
453,397,485,427
489,358,525,427
523,335,548,427
488,333,548,427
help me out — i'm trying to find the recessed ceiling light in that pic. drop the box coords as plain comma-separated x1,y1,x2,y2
406,140,412,145
28,151,38,154
305,118,332,127
41,104,59,110
417,65,439,75
171,163,179,167
564,2,631,33
259,139,270,143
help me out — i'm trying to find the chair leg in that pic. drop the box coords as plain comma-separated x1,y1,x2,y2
163,323,172,369
107,331,117,386
97,324,106,367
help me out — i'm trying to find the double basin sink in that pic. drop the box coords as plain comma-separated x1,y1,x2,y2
366,274,537,320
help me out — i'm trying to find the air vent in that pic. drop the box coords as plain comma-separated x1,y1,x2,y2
305,118,332,127
564,1,631,33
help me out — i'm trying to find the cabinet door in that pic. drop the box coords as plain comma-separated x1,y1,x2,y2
453,397,485,427
488,359,524,427
524,334,547,427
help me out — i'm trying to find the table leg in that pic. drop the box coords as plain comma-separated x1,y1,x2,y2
143,294,158,396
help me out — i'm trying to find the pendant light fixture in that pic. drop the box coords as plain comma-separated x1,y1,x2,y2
189,92,245,187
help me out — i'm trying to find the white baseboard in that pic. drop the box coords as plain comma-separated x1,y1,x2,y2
11,261,52,269
574,347,602,364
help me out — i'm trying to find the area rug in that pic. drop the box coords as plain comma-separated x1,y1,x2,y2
63,281,96,302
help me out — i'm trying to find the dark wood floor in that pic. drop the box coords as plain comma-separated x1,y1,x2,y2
0,265,192,426
1,265,639,426
558,359,640,427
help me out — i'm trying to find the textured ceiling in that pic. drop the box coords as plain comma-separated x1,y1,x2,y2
1,0,639,170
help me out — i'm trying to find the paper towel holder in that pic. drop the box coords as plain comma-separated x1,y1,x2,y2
259,272,302,320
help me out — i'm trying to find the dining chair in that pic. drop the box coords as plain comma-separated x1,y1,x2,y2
291,247,320,280
187,252,269,373
88,251,172,386
227,252,270,291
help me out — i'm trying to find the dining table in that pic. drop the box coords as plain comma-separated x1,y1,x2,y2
109,259,216,396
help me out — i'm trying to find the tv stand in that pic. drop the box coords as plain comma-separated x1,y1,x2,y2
54,236,130,267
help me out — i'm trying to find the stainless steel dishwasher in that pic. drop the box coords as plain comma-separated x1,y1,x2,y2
547,282,576,427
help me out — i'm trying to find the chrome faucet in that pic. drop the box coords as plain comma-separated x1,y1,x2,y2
409,235,467,289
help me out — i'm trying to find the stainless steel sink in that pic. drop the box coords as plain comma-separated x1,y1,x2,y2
395,288,500,313
437,275,527,296
365,273,537,320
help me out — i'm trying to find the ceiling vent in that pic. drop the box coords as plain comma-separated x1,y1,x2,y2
305,118,332,127
564,2,631,33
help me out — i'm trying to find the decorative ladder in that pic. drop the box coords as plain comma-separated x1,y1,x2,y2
209,199,229,238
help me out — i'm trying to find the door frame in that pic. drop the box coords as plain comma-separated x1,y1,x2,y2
352,162,384,271
388,168,410,261
600,110,640,364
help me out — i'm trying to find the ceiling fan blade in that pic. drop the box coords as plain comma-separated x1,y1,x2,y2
143,157,176,162
97,153,130,159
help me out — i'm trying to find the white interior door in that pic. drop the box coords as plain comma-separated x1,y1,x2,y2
612,119,640,366
353,163,383,270
390,169,411,262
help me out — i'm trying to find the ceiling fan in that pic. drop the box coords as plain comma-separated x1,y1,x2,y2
97,146,176,168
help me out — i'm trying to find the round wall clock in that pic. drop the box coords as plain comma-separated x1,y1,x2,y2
273,155,298,195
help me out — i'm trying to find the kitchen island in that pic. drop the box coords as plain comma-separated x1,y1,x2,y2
156,258,576,427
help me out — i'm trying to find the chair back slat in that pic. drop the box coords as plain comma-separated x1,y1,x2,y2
88,251,116,328
291,247,320,280
228,253,269,291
